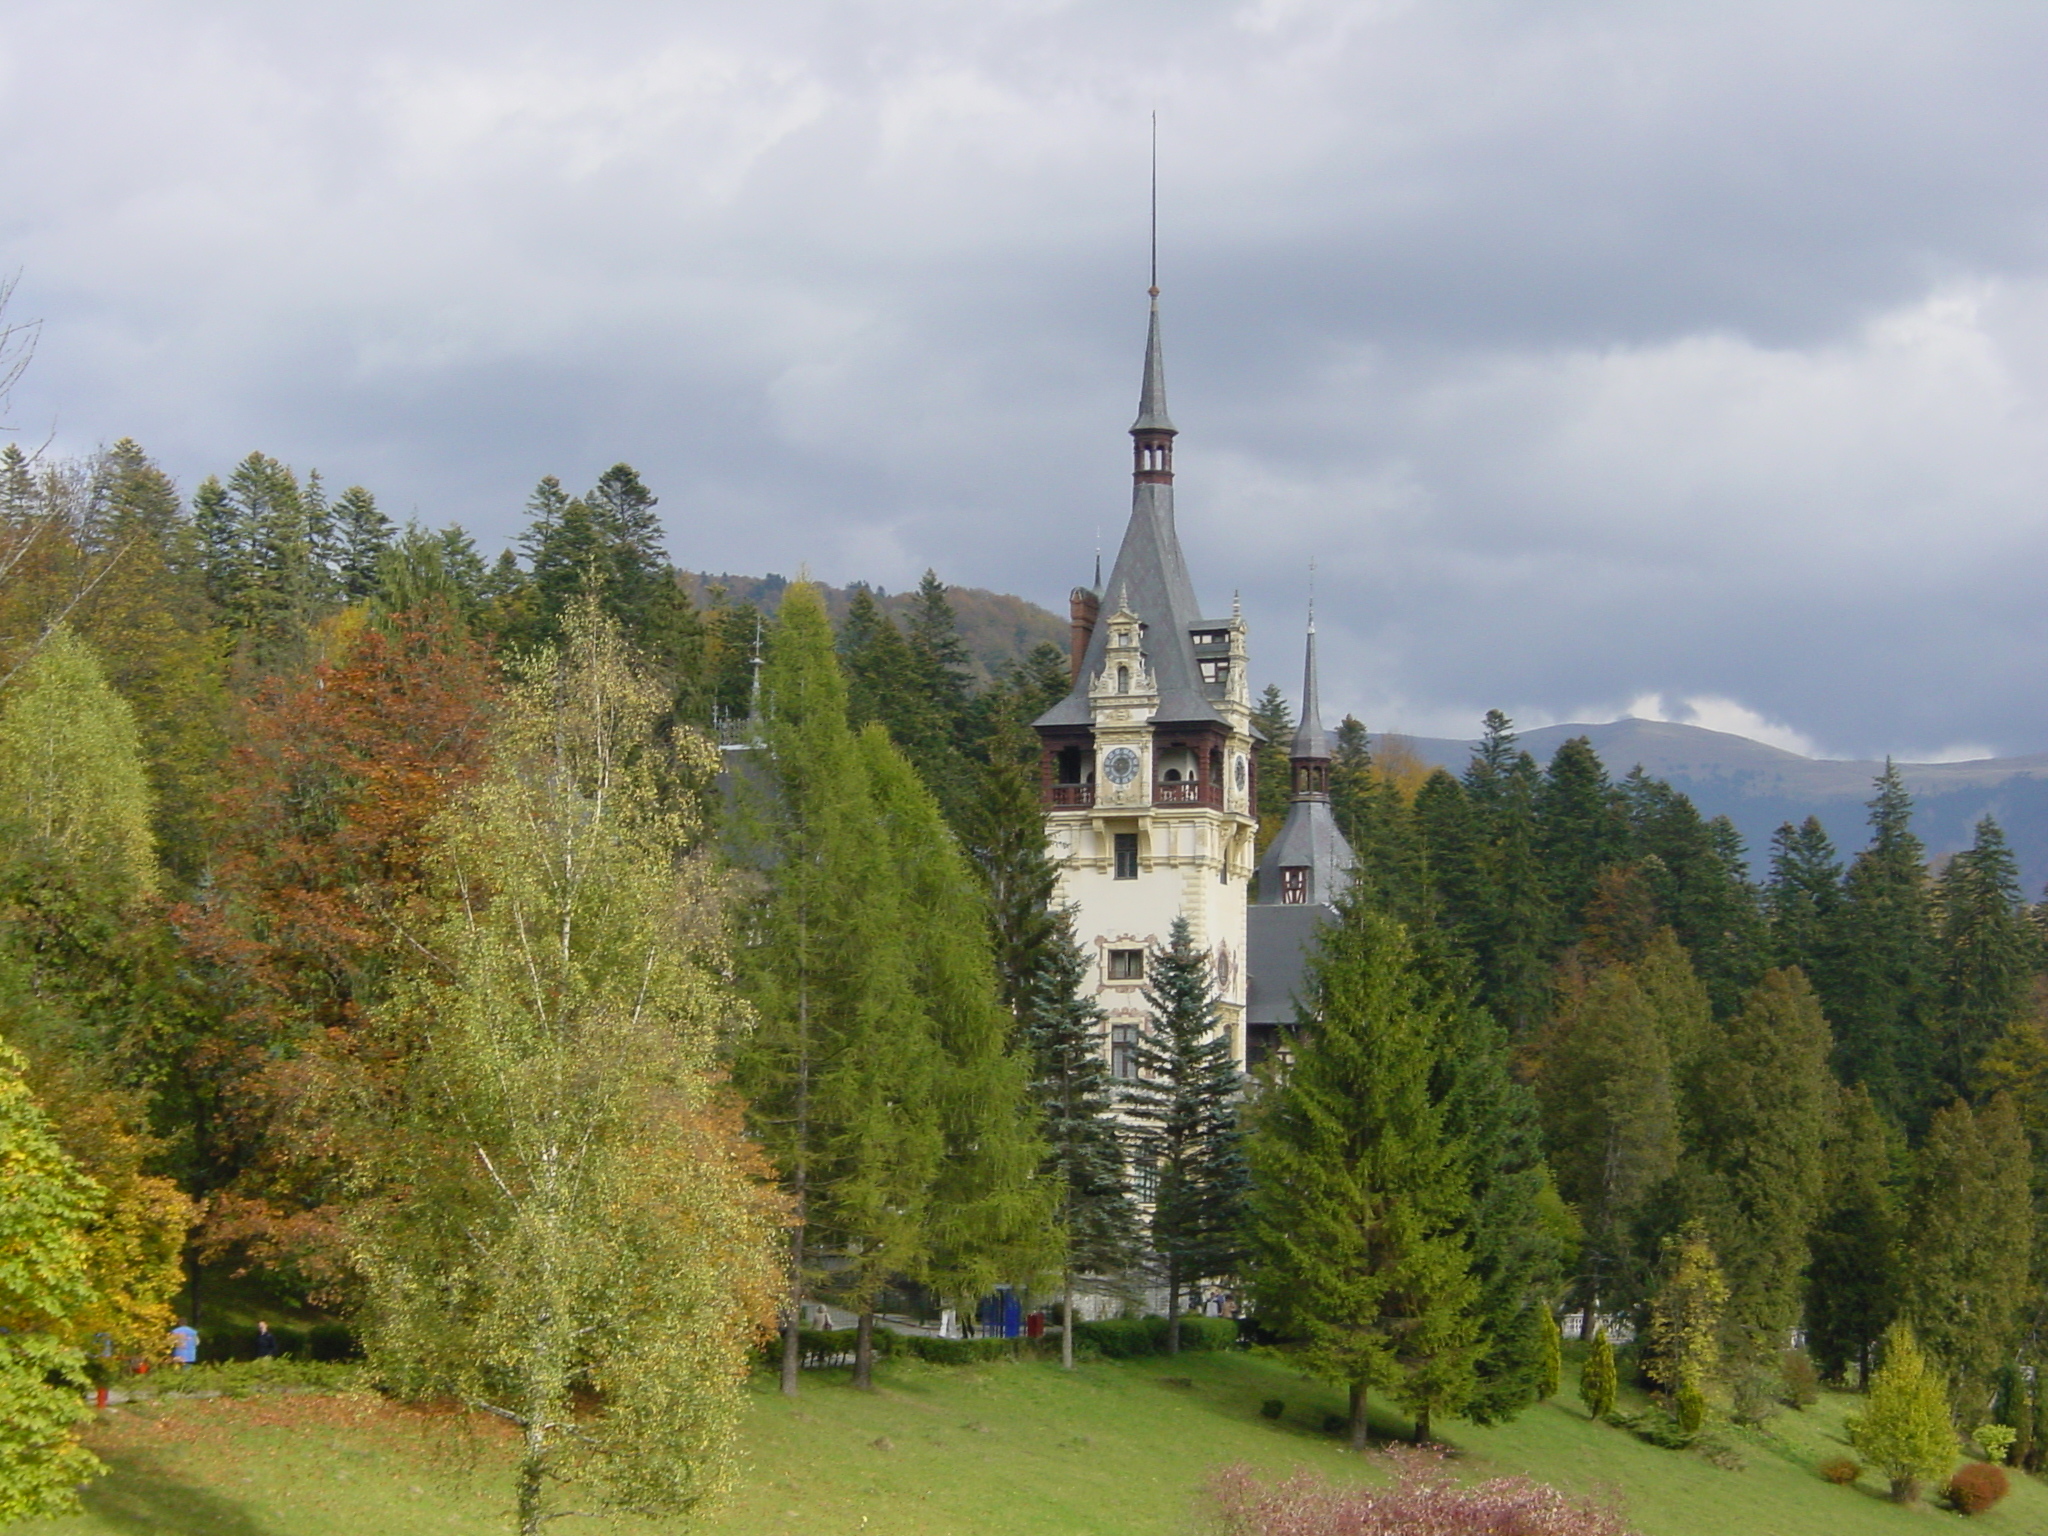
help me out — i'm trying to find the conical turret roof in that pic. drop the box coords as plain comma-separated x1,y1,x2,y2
1131,298,1175,434
1291,621,1330,760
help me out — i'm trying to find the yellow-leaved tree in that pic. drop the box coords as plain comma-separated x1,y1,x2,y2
350,597,783,1536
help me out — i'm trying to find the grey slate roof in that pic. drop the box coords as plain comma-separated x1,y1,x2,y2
1290,624,1330,760
1037,300,1224,730
1131,299,1175,434
1246,903,1332,1026
1253,799,1355,908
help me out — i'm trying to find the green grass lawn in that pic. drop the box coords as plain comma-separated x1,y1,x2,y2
15,1349,2046,1535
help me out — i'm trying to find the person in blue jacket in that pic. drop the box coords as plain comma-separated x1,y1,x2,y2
168,1321,198,1367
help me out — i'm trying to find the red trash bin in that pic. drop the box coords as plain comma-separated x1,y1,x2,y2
1025,1311,1045,1339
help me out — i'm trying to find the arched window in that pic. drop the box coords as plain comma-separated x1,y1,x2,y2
1116,665,1130,694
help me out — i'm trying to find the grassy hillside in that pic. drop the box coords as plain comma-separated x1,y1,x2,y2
19,1349,2044,1535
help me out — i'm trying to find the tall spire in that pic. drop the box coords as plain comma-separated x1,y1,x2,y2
1290,616,1330,764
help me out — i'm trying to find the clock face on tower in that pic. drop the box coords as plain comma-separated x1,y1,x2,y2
1102,747,1140,786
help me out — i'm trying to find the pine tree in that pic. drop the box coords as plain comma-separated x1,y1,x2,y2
1902,1094,2032,1405
1619,771,1764,1015
1461,739,1554,1038
1805,1086,1900,1386
1688,969,1833,1363
1243,908,1481,1446
1829,764,1938,1125
1024,916,1140,1368
1853,1323,1958,1502
1935,817,2038,1097
1127,917,1245,1355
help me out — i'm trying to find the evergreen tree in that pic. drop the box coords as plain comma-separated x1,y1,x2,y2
334,485,393,600
1127,916,1245,1354
1805,1086,1900,1386
735,582,940,1392
904,570,972,739
1829,764,1938,1125
1537,961,1680,1331
1249,683,1294,852
961,710,1060,1022
1535,736,1623,946
1328,717,1420,918
189,473,243,615
223,451,322,649
1460,731,1554,1038
1765,816,1843,980
1853,1323,1958,1503
1579,1327,1617,1421
1902,1094,2032,1405
1687,968,1833,1363
1935,817,2038,1097
1024,916,1140,1368
1433,970,1563,1423
1243,907,1481,1445
1619,771,1764,1015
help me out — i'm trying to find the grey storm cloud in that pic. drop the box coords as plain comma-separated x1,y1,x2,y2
6,0,2048,758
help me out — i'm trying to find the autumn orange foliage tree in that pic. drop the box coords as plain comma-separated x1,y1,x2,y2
174,606,497,1290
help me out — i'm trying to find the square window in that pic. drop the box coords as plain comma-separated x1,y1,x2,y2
1107,949,1145,982
1281,867,1308,904
1113,832,1139,880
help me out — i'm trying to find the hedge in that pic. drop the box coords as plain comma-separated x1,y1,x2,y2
1074,1316,1239,1358
206,1322,361,1364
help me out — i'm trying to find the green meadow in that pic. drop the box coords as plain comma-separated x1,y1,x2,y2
15,1347,2046,1536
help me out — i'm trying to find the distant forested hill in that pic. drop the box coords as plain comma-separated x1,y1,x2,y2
677,571,1067,687
1396,717,2048,894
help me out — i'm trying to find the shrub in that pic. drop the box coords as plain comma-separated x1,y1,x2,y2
902,1336,1014,1366
1071,1315,1237,1358
1207,1449,1630,1536
1974,1423,2016,1465
1321,1414,1349,1437
1260,1399,1285,1420
1675,1384,1707,1436
1779,1350,1820,1409
1851,1324,1956,1503
1818,1456,1862,1485
1945,1462,2010,1515
1578,1328,1617,1422
1730,1372,1779,1427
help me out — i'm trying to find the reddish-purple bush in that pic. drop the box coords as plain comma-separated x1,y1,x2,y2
1207,1448,1633,1536
1817,1456,1862,1485
1945,1462,2010,1515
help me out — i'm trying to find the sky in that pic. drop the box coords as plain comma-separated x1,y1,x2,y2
6,0,2048,761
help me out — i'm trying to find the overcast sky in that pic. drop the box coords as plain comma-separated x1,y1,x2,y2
7,1,2048,761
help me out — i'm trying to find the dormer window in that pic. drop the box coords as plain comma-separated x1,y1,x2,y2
1281,867,1308,904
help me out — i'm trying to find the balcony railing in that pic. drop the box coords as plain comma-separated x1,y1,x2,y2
1048,783,1094,808
1154,780,1221,807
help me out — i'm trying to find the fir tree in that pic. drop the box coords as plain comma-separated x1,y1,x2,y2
1935,817,2038,1097
1127,916,1245,1355
1805,1086,1900,1386
1765,816,1843,980
1619,771,1764,1015
1243,908,1482,1446
1687,968,1833,1364
1461,735,1554,1039
333,485,393,601
1250,683,1295,853
1535,736,1623,946
1024,915,1140,1367
961,709,1060,1023
1829,764,1938,1125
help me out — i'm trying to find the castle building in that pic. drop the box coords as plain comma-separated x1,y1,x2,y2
1033,291,1261,1068
1245,618,1356,1067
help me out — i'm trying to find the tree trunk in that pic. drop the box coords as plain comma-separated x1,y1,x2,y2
1062,1271,1076,1371
780,1208,806,1397
1413,1404,1431,1444
1166,1259,1182,1356
853,1309,876,1390
517,1421,547,1536
1349,1380,1370,1450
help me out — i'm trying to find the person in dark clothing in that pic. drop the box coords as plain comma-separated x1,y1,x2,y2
254,1320,282,1359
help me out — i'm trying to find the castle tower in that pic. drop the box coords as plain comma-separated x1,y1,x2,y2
1034,293,1259,1070
1244,614,1357,1067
